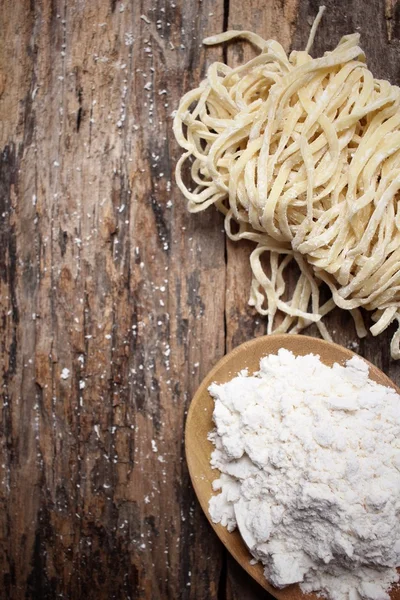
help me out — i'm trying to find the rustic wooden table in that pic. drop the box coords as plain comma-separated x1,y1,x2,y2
1,0,400,598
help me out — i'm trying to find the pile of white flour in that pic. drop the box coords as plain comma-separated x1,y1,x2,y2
208,349,400,600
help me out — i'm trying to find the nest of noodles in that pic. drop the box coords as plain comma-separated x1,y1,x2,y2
173,14,400,358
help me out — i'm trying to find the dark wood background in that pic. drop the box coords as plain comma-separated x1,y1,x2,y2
1,0,400,598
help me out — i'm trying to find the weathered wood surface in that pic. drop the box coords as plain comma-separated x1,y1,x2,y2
1,1,400,599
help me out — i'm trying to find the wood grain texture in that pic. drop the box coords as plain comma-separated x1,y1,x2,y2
0,1,226,598
1,0,400,599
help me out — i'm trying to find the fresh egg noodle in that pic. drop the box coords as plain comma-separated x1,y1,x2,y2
173,7,400,358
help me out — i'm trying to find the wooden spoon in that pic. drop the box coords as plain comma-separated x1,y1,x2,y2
185,334,400,600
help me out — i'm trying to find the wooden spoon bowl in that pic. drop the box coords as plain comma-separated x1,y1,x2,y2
185,334,400,600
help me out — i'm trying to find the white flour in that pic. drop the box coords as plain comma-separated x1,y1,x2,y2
208,349,400,600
